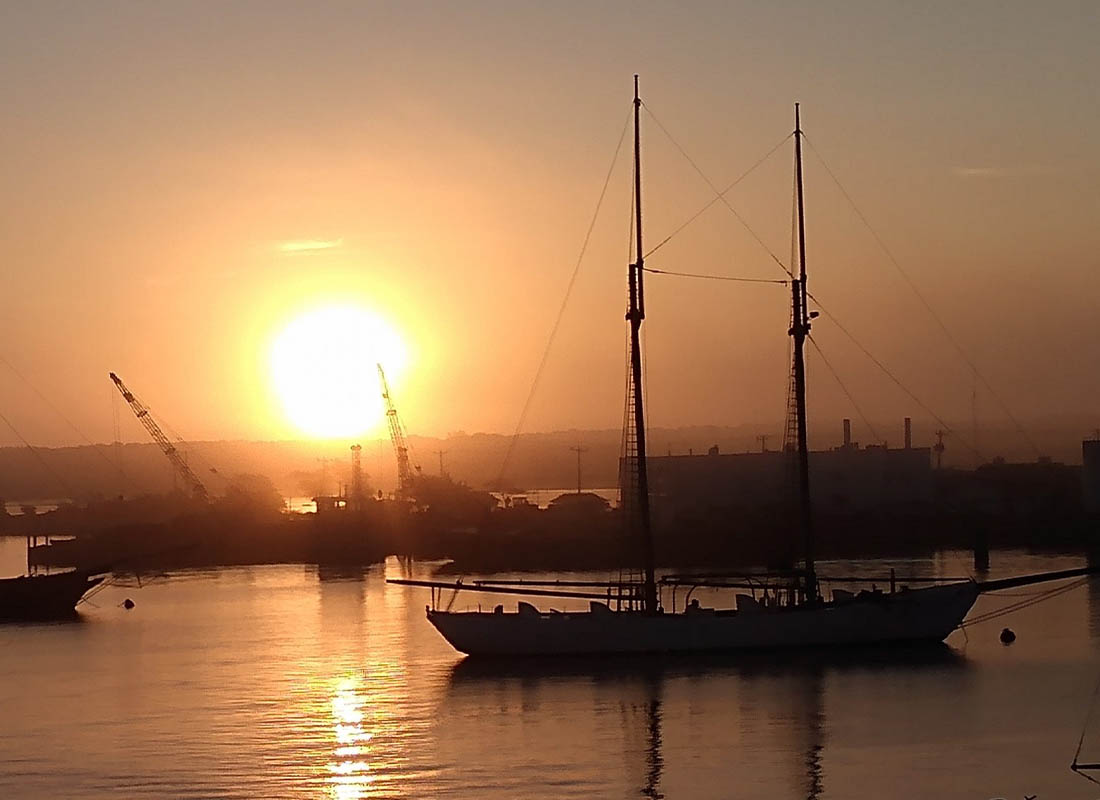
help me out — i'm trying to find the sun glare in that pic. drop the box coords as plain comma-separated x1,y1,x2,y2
269,305,408,439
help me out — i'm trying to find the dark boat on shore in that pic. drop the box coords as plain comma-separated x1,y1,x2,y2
0,569,107,621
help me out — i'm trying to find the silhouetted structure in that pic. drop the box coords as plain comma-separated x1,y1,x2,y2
1084,438,1100,513
378,363,420,496
390,92,1029,656
645,420,933,523
1,536,107,620
569,445,588,494
109,372,210,502
546,491,611,517
349,444,365,512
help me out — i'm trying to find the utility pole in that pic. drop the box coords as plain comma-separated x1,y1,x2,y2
316,457,331,497
350,445,364,510
434,449,448,477
971,371,980,469
933,430,946,470
569,445,588,494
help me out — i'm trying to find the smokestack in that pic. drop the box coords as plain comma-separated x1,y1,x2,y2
842,418,852,449
904,417,912,449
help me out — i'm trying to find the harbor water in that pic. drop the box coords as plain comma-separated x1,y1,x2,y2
2,541,1099,798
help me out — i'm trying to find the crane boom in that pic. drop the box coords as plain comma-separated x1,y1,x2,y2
109,372,210,502
377,363,419,495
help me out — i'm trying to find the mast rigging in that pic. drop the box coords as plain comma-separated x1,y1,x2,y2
790,104,817,602
625,75,658,614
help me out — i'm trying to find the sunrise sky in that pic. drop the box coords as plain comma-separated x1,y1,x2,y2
0,0,1097,449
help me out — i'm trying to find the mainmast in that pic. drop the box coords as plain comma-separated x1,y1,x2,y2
628,75,658,613
790,103,817,601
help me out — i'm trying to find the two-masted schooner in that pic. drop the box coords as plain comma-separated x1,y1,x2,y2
390,78,1097,656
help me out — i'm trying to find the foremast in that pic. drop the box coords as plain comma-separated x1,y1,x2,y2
790,103,817,602
625,75,659,613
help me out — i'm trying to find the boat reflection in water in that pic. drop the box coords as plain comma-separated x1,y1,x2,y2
447,645,966,800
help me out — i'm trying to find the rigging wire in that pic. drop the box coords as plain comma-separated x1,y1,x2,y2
0,408,76,498
642,267,792,286
801,133,1040,456
960,577,1089,628
984,587,1081,597
637,262,973,459
1073,764,1100,787
0,355,142,492
152,410,222,482
643,126,792,263
1073,671,1100,779
641,102,793,278
496,107,633,487
807,335,882,444
807,290,985,461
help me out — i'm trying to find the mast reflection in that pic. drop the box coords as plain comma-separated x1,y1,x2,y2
447,644,963,799
799,667,825,800
642,674,664,800
450,658,668,797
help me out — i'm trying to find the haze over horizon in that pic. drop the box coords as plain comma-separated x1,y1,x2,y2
1,1,1097,452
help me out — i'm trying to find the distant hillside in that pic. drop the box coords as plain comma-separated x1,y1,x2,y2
0,416,1093,503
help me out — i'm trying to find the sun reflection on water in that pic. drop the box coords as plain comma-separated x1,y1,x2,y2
327,677,373,799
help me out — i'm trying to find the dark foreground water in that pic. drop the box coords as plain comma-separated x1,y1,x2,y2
2,541,1100,799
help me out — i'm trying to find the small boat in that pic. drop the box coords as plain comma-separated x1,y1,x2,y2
391,77,1098,657
0,568,107,621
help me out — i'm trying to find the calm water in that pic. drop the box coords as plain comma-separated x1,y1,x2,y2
2,541,1100,799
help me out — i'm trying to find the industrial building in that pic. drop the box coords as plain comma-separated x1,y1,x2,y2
644,418,933,520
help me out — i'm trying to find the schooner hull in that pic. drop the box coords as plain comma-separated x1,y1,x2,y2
427,581,980,657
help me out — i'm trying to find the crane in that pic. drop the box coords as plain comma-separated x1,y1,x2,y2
109,372,210,502
377,363,420,495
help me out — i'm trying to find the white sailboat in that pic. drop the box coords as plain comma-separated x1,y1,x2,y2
391,78,1095,657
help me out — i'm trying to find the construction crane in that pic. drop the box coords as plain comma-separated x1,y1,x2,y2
377,363,420,495
109,372,210,502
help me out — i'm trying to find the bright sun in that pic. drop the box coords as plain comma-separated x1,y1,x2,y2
269,304,408,438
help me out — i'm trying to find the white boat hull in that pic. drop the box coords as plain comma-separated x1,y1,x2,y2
427,581,980,656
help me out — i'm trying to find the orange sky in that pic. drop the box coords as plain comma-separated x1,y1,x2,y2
0,1,1097,450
